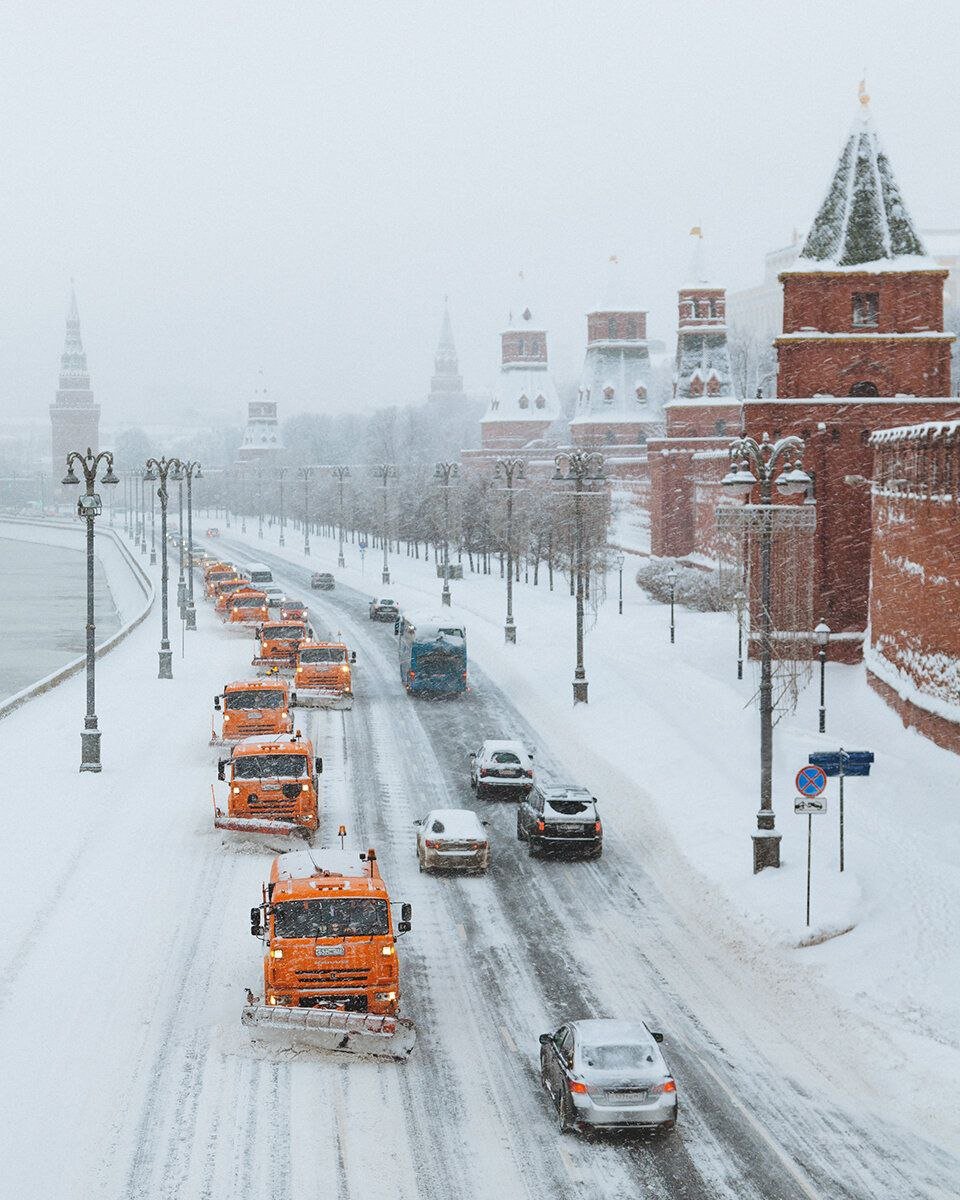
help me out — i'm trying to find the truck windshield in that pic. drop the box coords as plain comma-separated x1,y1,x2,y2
273,898,389,938
414,649,460,672
234,595,265,607
225,690,284,710
300,647,346,663
262,627,302,640
233,754,307,779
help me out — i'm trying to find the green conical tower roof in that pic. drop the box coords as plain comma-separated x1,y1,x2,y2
800,89,927,268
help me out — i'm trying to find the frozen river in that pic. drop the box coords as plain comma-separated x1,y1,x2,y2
0,535,121,701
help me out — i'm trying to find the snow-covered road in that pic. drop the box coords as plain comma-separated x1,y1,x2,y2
1,534,956,1199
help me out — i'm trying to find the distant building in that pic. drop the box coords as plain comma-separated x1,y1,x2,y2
50,285,100,482
236,385,283,462
478,303,564,452
427,300,467,406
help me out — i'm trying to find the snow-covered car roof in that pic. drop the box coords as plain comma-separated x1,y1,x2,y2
570,1019,656,1046
539,783,593,801
421,809,485,837
479,739,530,759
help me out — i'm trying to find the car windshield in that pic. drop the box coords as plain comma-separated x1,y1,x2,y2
262,627,302,640
547,799,591,815
273,898,389,938
233,754,307,779
300,647,346,663
225,690,285,710
491,751,521,765
580,1043,656,1070
234,595,265,607
378,599,396,605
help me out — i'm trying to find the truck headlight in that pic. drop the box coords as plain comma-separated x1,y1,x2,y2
381,946,394,957
375,991,397,1002
270,948,283,959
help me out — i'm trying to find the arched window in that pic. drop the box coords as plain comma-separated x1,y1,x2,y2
518,394,530,409
602,386,615,403
849,381,879,397
535,394,546,409
715,418,726,435
517,337,525,356
625,318,638,339
530,339,540,356
635,384,647,401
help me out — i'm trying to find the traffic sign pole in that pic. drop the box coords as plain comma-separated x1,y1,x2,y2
806,813,812,927
839,749,845,873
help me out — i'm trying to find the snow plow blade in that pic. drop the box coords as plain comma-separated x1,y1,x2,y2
292,689,353,710
215,814,310,838
241,1004,416,1060
251,657,294,674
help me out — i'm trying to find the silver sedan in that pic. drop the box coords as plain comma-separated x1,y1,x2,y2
539,1018,678,1135
415,809,489,873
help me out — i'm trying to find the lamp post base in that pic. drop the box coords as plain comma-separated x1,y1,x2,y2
572,677,589,704
441,588,451,607
505,620,517,644
279,534,285,547
338,551,345,567
80,726,102,773
382,568,390,585
177,580,187,608
185,602,197,631
140,541,147,556
149,550,157,565
752,830,782,873
158,647,173,679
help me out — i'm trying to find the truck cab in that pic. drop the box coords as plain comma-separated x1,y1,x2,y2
212,679,293,744
215,732,321,835
251,846,411,1013
225,588,270,626
292,640,356,708
213,576,252,610
253,621,312,672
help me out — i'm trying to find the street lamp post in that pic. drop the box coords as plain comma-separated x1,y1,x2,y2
278,466,287,547
435,462,459,607
735,589,746,680
181,460,202,631
256,465,264,540
145,457,184,679
149,474,157,564
614,552,625,615
722,432,811,872
553,449,605,703
240,469,247,535
495,456,525,643
139,470,147,555
667,566,678,643
61,448,119,771
298,465,313,556
373,464,397,585
333,466,350,567
176,472,187,614
815,620,831,733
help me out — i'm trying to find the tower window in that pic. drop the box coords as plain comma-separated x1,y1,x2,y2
852,292,879,327
602,386,615,403
530,339,540,356
635,384,647,401
849,381,879,397
607,317,618,338
535,394,546,409
518,394,529,409
626,318,638,339
715,419,726,435
708,299,718,319
517,337,525,356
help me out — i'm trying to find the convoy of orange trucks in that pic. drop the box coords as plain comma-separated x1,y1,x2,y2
243,845,416,1058
214,731,321,837
292,640,356,709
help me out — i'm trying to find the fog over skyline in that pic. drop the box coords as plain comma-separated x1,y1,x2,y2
1,0,958,433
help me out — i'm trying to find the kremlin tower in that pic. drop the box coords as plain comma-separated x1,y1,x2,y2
237,379,283,462
50,285,100,481
479,300,562,452
427,301,468,407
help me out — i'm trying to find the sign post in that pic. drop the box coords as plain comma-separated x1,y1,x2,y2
795,793,828,926
808,749,874,872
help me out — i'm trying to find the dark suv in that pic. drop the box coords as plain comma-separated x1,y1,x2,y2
517,784,602,858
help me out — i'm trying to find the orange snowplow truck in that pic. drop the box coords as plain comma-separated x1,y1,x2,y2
213,576,251,610
292,640,356,709
253,621,312,673
214,731,321,837
242,845,416,1059
211,679,293,746
204,563,237,598
224,587,269,627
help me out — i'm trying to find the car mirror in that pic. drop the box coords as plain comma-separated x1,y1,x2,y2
651,1031,664,1043
482,820,489,827
217,761,225,782
213,695,221,711
538,1033,553,1046
351,651,357,663
468,752,476,761
315,757,323,775
394,619,400,635
413,818,422,826
401,902,412,924
397,921,411,934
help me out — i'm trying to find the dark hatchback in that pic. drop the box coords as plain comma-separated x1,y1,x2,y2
516,784,602,858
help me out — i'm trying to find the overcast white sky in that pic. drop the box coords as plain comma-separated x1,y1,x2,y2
1,0,957,431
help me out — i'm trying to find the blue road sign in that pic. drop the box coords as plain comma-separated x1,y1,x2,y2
796,765,827,796
358,539,368,550
808,750,874,778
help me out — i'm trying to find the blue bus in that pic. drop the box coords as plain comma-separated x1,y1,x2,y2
397,612,467,697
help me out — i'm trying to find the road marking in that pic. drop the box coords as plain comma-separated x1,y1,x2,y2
499,1025,517,1053
456,922,466,942
556,1143,581,1184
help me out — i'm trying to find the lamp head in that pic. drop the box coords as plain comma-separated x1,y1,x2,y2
775,466,812,497
721,465,756,497
814,620,831,648
144,465,158,482
62,464,79,486
102,464,119,486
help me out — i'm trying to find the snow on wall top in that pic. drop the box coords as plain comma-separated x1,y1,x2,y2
795,91,930,270
870,419,960,445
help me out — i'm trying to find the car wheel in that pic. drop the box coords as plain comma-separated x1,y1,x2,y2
558,1088,575,1134
589,847,603,860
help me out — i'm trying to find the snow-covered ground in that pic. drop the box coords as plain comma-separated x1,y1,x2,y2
1,516,957,1199
220,519,960,1144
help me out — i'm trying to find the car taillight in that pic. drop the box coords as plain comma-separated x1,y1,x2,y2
594,821,602,833
408,670,415,680
524,769,533,778
651,1078,677,1096
425,838,441,849
568,1080,589,1094
536,819,545,832
480,768,490,777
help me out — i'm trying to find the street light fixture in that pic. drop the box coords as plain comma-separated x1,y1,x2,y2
722,431,811,872
815,620,831,733
734,588,746,680
61,447,119,771
181,460,202,630
138,469,147,555
495,456,525,642
553,449,605,703
373,464,398,585
667,566,678,643
297,465,313,556
144,456,184,678
332,466,350,567
434,462,459,607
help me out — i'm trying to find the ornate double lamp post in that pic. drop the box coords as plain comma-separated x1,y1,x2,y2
145,456,184,679
181,460,202,630
434,462,459,607
495,456,525,642
553,449,605,703
61,448,119,771
722,432,811,872
373,464,398,585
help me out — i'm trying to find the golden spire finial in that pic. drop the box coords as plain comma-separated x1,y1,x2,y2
858,78,870,107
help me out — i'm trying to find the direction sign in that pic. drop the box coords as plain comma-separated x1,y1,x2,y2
795,796,827,815
795,765,827,797
808,750,874,778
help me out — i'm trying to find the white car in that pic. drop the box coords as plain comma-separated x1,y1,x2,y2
415,809,489,873
263,584,287,609
470,739,534,799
